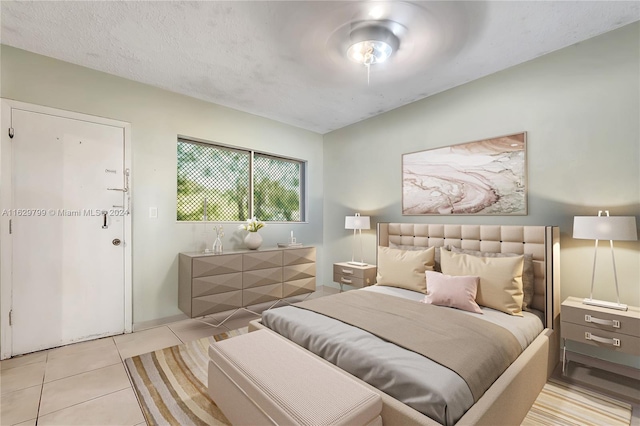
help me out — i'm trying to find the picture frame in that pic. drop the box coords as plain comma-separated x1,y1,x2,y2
402,132,527,215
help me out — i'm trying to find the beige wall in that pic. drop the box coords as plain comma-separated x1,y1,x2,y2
323,23,640,363
1,45,324,325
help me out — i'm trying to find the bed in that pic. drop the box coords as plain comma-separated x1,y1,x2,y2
250,223,561,425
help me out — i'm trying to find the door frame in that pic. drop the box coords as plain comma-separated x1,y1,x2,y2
0,99,133,359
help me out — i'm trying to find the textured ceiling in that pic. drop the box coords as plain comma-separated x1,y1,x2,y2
1,1,639,134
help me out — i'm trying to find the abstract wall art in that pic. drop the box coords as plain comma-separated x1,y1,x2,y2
402,133,527,215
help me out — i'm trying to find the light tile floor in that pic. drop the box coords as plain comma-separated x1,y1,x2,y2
0,287,336,426
8,285,634,426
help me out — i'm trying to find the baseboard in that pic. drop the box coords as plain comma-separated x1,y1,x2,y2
133,313,189,332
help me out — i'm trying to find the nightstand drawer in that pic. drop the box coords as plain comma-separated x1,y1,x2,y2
333,273,369,288
333,264,367,279
563,301,640,338
562,322,640,356
333,262,376,289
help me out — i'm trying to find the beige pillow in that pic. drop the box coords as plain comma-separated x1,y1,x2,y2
376,246,436,293
389,242,442,271
440,248,524,316
449,247,535,311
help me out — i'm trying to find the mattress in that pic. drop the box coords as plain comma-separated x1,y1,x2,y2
261,286,543,426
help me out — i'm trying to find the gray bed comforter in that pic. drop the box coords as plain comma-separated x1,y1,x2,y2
261,288,543,426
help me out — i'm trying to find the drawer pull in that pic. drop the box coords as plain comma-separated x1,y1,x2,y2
340,278,352,284
585,332,620,347
585,315,620,328
341,269,354,275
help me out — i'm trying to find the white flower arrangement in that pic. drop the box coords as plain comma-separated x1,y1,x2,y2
238,217,265,232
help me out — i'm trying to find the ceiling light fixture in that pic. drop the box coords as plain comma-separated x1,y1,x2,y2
347,25,399,84
368,6,385,19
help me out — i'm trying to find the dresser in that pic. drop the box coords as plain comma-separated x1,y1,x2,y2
179,247,316,317
333,262,377,291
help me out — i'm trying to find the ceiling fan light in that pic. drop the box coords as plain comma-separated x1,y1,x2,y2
347,40,393,65
347,25,400,66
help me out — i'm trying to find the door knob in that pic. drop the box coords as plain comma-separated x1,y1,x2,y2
112,239,121,246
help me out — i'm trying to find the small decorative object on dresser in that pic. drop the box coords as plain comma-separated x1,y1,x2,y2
561,296,640,402
212,224,224,254
278,230,302,248
239,217,265,250
333,262,376,292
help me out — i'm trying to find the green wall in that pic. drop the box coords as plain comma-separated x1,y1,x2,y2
323,23,639,366
1,45,324,325
1,22,638,367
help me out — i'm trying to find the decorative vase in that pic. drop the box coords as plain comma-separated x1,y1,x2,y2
212,236,223,255
244,232,262,250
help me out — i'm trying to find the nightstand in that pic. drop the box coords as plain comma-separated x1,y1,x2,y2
561,297,640,371
333,262,376,292
560,297,640,403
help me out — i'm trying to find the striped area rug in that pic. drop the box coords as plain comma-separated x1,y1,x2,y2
125,327,247,426
126,327,633,426
523,379,632,426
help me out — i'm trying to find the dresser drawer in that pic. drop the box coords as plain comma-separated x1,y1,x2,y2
283,277,315,298
283,247,316,266
243,250,283,271
192,290,242,316
243,267,283,289
192,272,242,297
562,322,640,356
243,283,282,306
283,263,316,282
563,302,640,337
192,254,243,278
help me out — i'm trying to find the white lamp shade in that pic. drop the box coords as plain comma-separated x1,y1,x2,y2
345,215,371,230
573,216,638,241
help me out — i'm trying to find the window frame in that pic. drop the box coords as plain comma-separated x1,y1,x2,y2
177,136,307,224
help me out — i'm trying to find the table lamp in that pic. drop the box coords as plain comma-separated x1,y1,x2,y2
573,211,638,311
345,213,370,266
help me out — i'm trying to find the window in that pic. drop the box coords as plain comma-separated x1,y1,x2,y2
177,138,305,222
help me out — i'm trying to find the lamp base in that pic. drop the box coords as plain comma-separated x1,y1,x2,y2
583,298,628,311
347,261,368,267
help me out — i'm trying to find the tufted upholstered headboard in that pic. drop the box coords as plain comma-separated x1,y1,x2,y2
377,223,561,329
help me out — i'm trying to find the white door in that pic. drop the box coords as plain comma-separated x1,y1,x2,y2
8,107,129,355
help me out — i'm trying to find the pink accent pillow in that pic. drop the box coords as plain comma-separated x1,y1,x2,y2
422,271,483,314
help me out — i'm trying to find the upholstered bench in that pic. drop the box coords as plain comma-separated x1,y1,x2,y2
208,329,383,426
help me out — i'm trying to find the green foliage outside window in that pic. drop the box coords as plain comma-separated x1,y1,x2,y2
177,140,304,222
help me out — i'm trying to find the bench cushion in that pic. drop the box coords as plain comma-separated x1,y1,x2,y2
208,329,382,425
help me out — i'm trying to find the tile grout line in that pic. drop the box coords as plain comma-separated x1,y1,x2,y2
36,386,134,421
42,361,124,386
33,351,50,425
0,354,45,372
165,325,186,345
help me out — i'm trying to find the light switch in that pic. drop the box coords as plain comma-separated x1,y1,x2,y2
149,207,158,218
